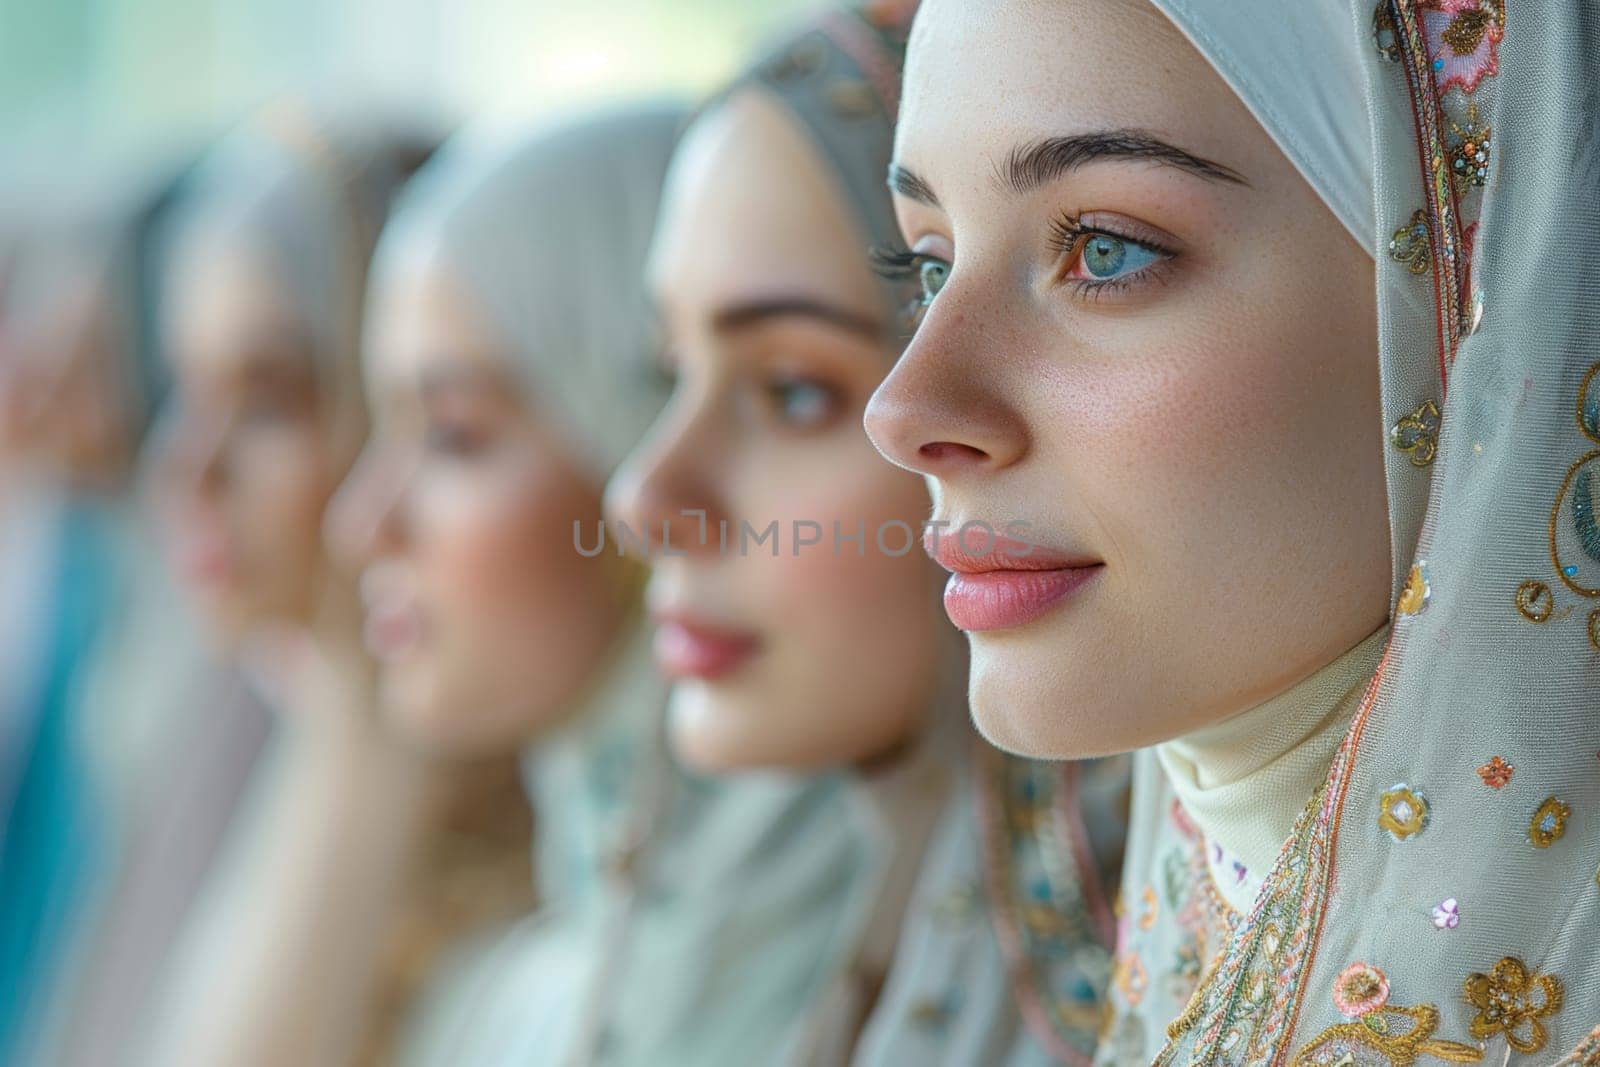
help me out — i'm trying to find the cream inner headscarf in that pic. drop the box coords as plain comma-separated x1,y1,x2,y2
1145,1,1600,1062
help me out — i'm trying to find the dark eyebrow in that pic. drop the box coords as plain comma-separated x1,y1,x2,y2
1001,129,1248,194
711,298,884,342
887,164,940,208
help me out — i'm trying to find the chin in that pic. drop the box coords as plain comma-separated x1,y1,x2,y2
966,644,1138,760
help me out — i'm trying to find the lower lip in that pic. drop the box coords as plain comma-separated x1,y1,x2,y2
942,566,1102,632
652,620,759,681
364,604,424,661
173,540,234,587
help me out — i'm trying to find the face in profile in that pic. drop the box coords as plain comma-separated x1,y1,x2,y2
327,256,626,757
864,0,1389,758
605,90,952,774
155,233,357,647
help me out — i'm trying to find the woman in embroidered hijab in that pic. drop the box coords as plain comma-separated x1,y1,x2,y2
325,100,917,1067
604,5,1127,1063
871,0,1598,1060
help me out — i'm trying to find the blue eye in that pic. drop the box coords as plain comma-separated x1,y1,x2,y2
1078,234,1163,280
918,258,949,305
767,379,839,428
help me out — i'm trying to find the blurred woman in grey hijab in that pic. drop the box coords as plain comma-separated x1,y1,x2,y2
329,97,922,1066
124,106,540,1067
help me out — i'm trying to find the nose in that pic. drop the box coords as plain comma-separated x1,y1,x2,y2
603,394,727,561
325,442,409,572
863,291,1028,479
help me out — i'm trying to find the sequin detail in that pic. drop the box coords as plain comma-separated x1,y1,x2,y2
1475,756,1512,789
1527,796,1571,847
1390,400,1442,467
1431,898,1460,929
1464,956,1563,1054
1447,103,1491,190
1515,579,1554,623
1379,785,1429,840
1396,562,1432,617
1389,211,1433,275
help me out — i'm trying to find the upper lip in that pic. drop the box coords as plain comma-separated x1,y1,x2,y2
648,606,759,643
923,524,1099,574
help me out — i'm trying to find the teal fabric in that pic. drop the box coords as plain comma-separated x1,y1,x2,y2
0,501,115,1066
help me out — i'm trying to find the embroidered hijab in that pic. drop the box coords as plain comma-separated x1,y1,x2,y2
1141,1,1600,1062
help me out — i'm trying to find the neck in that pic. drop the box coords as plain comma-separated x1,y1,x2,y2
1156,624,1388,905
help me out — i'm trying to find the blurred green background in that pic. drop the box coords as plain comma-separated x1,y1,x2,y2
0,0,816,186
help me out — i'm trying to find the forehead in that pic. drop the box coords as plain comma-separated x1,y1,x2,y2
648,89,879,322
164,235,303,368
365,250,508,395
897,0,1258,194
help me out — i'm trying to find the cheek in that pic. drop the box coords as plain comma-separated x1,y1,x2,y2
417,458,608,672
1039,270,1380,585
748,452,943,701
231,429,339,567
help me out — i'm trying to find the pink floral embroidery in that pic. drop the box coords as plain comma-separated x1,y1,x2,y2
1419,0,1504,94
1333,961,1391,1018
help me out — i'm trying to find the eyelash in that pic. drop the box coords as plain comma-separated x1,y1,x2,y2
1047,214,1176,300
868,247,942,335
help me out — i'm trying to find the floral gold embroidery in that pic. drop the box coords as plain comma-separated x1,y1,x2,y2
1447,103,1491,190
1528,795,1571,847
1419,0,1504,94
1390,400,1443,467
1291,1003,1483,1065
1516,579,1554,623
1390,210,1433,274
1380,785,1429,841
1138,884,1158,932
1114,951,1148,1008
1397,562,1432,617
1476,756,1513,789
1333,962,1391,1017
1464,956,1563,1054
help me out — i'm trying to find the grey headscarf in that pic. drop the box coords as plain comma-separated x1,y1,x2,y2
162,104,429,449
371,104,683,481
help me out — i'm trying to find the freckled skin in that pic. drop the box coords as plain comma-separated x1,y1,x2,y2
605,90,954,773
326,260,625,757
865,0,1389,758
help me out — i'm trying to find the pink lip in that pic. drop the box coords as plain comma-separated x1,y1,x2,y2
363,593,425,662
924,524,1102,632
651,614,761,681
170,527,235,587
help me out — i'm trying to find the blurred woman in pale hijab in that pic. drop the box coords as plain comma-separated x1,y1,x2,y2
330,99,921,1067
129,108,528,1067
604,5,1128,1063
872,0,1599,1060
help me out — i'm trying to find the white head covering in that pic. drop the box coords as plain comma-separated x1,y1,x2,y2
372,105,680,482
1143,1,1600,1062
